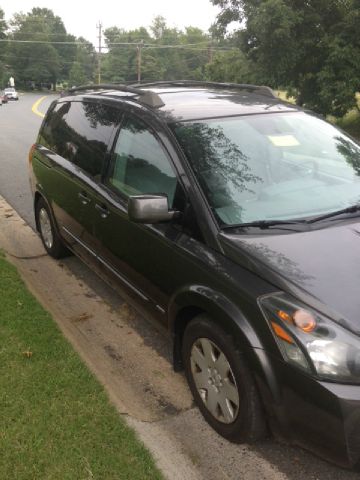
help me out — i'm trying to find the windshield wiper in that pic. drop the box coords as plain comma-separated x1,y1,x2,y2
221,219,306,230
307,204,360,223
221,205,360,230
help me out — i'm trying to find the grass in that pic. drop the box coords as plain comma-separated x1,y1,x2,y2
276,90,296,104
336,94,360,140
0,252,163,480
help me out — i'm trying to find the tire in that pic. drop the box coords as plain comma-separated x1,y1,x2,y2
182,314,266,443
35,197,68,259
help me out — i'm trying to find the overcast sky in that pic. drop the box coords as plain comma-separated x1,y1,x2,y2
3,0,220,45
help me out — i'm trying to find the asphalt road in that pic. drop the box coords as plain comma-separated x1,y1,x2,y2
0,92,51,227
1,92,360,480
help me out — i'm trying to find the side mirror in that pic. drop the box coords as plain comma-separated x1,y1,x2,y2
128,195,179,224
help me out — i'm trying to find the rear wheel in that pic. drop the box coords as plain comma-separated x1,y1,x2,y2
182,314,266,442
35,198,68,259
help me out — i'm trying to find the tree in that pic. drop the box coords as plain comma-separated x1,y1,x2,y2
150,18,212,80
0,7,8,86
103,26,161,82
203,50,256,83
68,61,87,87
149,17,187,80
180,27,210,76
71,38,97,85
211,0,360,116
7,9,66,87
101,17,216,83
5,8,96,88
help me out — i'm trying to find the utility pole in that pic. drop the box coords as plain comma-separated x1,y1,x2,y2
137,40,144,83
96,21,103,84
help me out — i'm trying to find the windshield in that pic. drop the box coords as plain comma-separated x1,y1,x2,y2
174,112,360,226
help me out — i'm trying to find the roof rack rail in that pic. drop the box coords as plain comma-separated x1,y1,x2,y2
132,80,277,99
66,83,165,108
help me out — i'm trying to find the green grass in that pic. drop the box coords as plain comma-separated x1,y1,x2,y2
276,90,296,104
336,94,360,140
0,252,163,480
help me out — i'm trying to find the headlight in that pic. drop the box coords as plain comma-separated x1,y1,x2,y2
258,293,360,383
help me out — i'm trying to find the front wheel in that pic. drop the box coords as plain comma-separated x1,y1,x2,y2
182,314,266,443
35,197,68,259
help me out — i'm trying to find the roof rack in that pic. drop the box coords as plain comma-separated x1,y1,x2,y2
66,83,165,108
131,80,277,99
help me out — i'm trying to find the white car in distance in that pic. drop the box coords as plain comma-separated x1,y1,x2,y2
4,87,19,100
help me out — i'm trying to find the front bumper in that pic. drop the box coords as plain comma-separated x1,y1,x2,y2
259,353,360,468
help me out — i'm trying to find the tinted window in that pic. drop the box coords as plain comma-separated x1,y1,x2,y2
41,100,119,178
62,101,119,177
108,116,178,206
39,101,70,150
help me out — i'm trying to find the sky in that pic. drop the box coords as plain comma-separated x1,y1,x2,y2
3,0,220,45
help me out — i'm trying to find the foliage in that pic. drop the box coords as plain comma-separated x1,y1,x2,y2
0,7,7,85
203,50,256,83
7,9,65,87
336,94,360,140
102,25,164,82
2,2,358,120
1,8,229,88
68,61,87,87
211,0,360,117
2,7,96,88
103,16,212,83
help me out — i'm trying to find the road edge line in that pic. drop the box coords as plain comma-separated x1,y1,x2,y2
32,96,48,118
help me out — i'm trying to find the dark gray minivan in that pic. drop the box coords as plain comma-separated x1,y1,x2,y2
29,82,360,468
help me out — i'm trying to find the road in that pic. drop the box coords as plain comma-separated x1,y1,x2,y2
0,92,48,226
0,92,359,480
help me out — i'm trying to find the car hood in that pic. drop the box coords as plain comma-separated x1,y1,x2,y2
219,221,360,334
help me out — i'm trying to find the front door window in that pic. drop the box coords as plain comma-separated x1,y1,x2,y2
108,116,178,207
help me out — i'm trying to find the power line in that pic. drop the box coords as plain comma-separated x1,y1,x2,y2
4,32,76,37
0,39,92,45
0,53,96,66
143,45,235,51
0,38,235,51
108,41,211,47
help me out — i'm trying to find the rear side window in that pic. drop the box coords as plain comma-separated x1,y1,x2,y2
39,101,70,151
41,100,120,178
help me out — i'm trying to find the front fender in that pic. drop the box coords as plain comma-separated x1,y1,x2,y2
169,284,283,413
169,284,264,349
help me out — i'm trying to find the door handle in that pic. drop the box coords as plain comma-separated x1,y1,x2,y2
95,203,110,219
78,191,90,205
